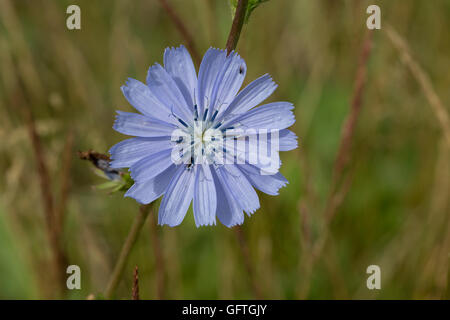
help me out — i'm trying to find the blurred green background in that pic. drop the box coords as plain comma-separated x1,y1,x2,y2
0,0,449,299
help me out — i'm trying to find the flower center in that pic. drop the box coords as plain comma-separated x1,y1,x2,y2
190,120,223,165
171,105,237,167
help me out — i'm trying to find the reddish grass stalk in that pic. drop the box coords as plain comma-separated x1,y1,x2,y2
322,28,373,245
326,30,373,218
157,0,202,65
132,265,139,300
24,109,68,296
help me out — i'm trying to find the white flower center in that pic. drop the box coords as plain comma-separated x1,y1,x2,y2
190,120,224,165
171,105,240,167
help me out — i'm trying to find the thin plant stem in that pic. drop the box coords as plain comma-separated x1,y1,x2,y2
24,108,68,297
226,0,249,55
132,265,139,300
326,30,373,215
157,0,202,65
385,24,450,148
105,204,152,299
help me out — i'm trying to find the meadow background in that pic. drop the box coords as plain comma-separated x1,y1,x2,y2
0,0,449,299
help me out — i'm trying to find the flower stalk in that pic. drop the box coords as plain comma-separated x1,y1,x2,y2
226,0,249,54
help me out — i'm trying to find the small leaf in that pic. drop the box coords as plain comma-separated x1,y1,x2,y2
229,0,270,23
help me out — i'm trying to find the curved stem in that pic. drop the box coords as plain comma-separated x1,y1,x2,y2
226,0,249,54
105,204,152,299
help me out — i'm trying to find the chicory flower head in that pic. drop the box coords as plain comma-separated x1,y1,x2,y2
110,45,297,227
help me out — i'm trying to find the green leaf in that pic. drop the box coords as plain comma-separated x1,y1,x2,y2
229,0,269,23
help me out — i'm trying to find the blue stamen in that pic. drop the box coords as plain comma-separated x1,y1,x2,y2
194,104,199,120
178,118,188,128
211,110,219,122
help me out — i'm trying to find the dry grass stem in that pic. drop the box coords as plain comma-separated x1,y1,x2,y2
386,25,450,147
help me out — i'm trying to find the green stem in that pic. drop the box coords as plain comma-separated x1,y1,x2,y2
104,204,152,299
226,0,249,54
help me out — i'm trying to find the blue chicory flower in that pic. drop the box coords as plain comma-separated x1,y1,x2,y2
109,45,297,227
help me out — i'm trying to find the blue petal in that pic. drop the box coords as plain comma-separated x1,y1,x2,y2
129,148,173,183
279,129,298,151
125,164,177,204
224,139,281,175
218,165,260,216
121,78,175,124
217,74,277,121
113,111,177,137
213,168,244,227
225,102,295,130
164,45,197,109
238,164,288,195
158,166,195,227
193,164,217,227
196,48,226,115
147,63,192,122
240,129,298,153
208,51,246,118
109,137,172,169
